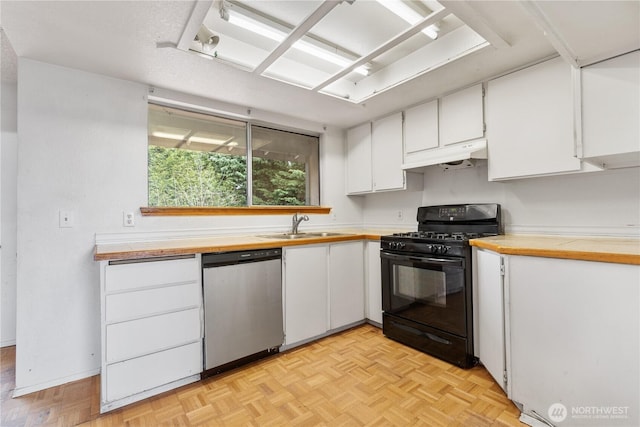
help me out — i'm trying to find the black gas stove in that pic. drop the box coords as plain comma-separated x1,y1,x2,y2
380,203,501,368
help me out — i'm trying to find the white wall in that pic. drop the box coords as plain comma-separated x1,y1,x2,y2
364,160,640,237
14,59,362,395
1,81,18,347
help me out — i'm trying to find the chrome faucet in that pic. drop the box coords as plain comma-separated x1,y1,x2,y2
291,213,309,234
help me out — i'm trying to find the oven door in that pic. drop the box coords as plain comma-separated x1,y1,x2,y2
381,250,467,337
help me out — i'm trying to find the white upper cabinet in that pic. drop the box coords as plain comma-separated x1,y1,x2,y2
486,57,584,181
372,112,405,191
346,123,372,194
580,50,640,169
402,85,486,169
404,100,439,155
440,84,484,146
346,113,422,195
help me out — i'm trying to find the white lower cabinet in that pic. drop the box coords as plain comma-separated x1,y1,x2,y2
365,241,382,325
508,256,639,426
100,255,203,413
283,245,329,345
284,241,366,346
473,248,507,393
329,241,365,329
474,249,640,426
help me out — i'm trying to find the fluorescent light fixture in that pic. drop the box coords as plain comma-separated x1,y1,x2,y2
151,131,188,140
188,135,231,145
228,12,284,43
226,9,368,76
376,0,439,39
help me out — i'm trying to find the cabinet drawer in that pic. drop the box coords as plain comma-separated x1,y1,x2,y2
106,308,201,363
105,257,198,293
105,341,201,402
105,282,201,323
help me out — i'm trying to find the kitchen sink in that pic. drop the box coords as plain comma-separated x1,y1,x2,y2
259,232,349,240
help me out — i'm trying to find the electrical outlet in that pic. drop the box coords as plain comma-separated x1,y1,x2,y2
397,210,403,221
123,211,135,227
331,211,337,221
59,210,74,228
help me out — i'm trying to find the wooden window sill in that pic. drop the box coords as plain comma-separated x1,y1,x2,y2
140,206,332,216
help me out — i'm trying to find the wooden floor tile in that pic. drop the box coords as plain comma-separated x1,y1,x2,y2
1,325,525,426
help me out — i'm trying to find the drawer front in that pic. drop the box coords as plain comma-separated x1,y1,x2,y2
106,308,201,363
105,257,198,293
105,341,201,402
105,282,201,323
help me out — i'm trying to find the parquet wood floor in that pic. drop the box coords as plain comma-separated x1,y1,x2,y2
1,325,524,426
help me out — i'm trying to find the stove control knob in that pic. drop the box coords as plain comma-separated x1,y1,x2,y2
398,242,406,250
442,246,449,254
425,245,433,252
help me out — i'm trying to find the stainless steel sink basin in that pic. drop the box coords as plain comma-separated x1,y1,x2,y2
258,232,348,240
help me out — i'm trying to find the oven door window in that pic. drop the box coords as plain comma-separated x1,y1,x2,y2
383,253,466,336
394,266,449,307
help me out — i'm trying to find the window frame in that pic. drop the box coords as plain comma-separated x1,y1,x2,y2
146,102,322,213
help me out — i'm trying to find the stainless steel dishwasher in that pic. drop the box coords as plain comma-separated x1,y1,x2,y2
202,248,284,377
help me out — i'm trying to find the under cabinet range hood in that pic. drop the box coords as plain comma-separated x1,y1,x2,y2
402,139,487,172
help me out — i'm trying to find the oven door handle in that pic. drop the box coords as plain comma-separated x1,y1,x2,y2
381,251,464,267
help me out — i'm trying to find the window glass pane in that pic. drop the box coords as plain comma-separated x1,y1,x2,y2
251,126,320,206
147,104,247,207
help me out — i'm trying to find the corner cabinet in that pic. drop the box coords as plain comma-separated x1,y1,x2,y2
580,50,640,169
346,114,422,195
486,57,592,180
473,248,640,426
100,255,203,413
472,248,508,394
346,123,373,194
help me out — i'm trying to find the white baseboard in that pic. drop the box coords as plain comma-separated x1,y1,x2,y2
1,339,16,348
12,367,100,398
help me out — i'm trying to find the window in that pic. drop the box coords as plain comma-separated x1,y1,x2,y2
147,104,319,207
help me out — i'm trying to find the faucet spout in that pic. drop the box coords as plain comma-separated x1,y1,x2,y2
291,213,309,234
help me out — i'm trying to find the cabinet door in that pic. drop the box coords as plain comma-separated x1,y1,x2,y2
581,50,640,167
329,241,365,329
365,241,382,325
404,100,439,155
346,123,372,194
508,256,639,425
487,57,581,180
372,113,405,191
284,245,328,345
474,249,506,392
440,84,484,146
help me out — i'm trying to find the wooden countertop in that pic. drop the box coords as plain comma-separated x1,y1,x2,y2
470,234,640,265
94,229,400,261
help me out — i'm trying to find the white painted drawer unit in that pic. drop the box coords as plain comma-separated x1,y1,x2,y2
100,255,203,413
